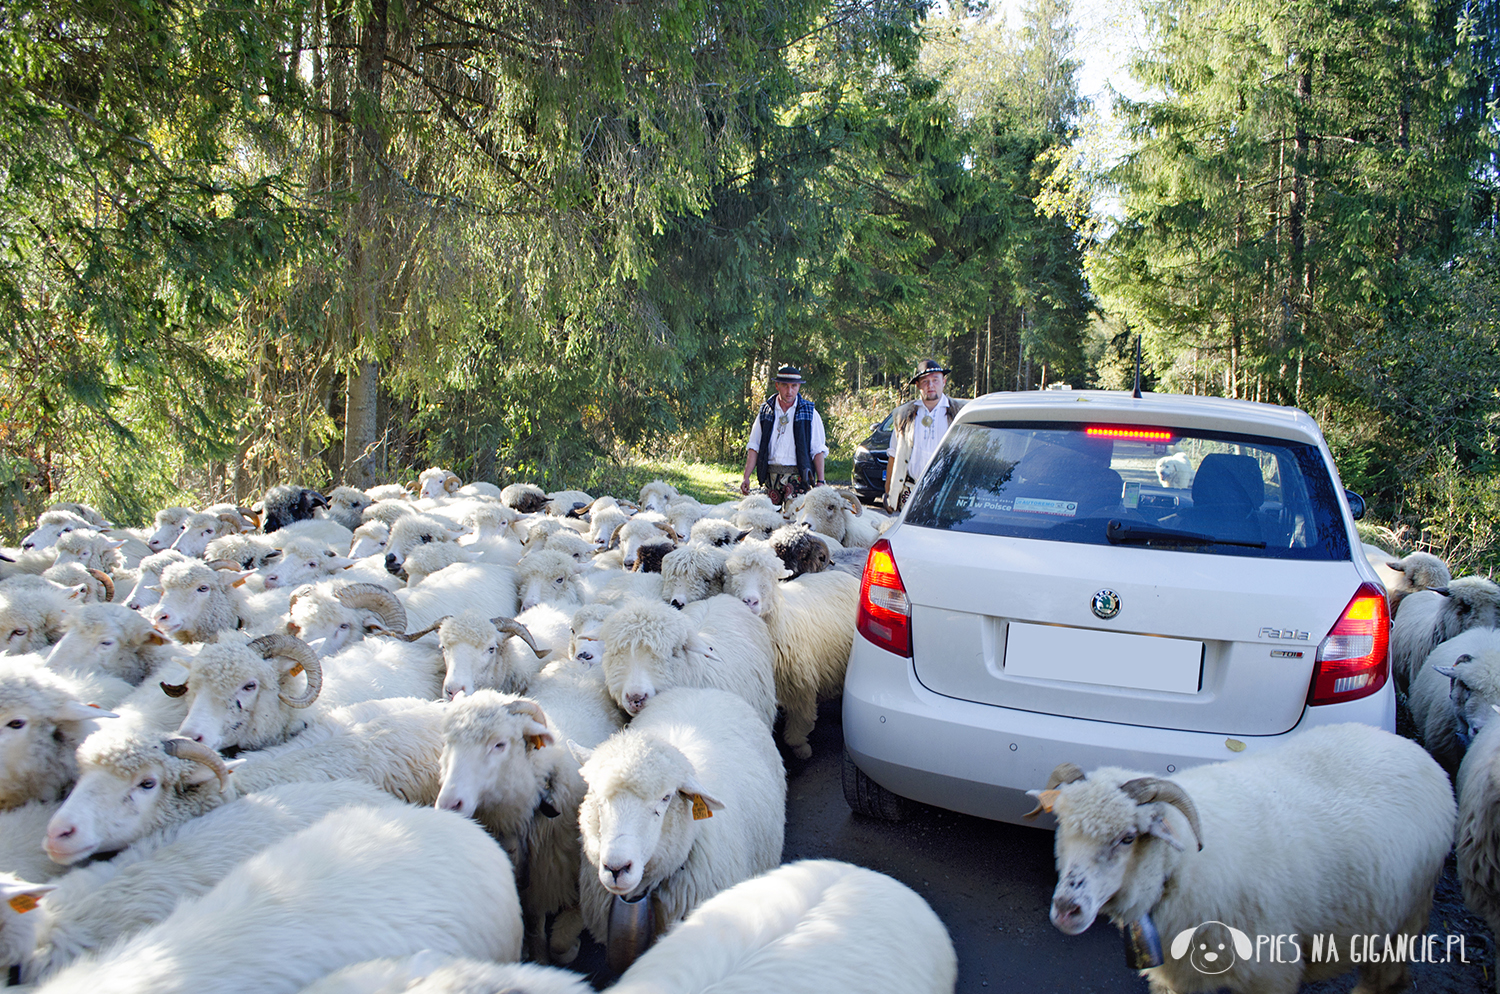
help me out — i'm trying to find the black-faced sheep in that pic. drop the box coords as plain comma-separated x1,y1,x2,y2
658,542,730,609
768,523,831,579
254,485,329,534
502,482,550,514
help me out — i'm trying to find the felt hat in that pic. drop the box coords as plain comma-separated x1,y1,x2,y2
774,365,805,383
910,358,951,384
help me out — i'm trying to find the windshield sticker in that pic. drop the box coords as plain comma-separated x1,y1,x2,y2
1012,497,1078,517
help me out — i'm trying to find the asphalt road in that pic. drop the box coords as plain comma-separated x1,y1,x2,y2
570,698,1495,992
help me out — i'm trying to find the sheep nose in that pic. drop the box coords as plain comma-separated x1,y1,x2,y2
21,541,34,551
50,824,75,841
670,599,685,609
603,860,632,882
742,597,759,612
440,796,465,813
625,693,649,712
444,685,468,701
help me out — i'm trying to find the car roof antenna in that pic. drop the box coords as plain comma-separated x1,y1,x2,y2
1132,335,1143,399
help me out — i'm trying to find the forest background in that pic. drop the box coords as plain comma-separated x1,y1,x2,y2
2,0,1498,568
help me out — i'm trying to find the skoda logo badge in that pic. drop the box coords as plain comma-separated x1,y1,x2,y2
1092,589,1121,620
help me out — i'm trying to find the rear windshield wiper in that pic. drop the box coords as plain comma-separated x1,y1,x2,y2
1106,520,1266,549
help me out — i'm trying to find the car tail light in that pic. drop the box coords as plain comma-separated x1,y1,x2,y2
1308,583,1389,706
858,539,910,656
1084,425,1175,442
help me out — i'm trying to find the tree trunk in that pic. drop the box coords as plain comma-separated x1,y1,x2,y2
342,0,389,488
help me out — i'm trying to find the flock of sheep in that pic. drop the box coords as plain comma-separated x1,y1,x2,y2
0,472,956,994
6,466,1500,993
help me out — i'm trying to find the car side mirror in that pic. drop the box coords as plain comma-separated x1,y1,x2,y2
1345,490,1366,521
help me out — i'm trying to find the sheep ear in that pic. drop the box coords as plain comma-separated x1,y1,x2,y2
523,720,555,750
146,631,169,645
678,776,724,817
1433,664,1459,679
684,632,722,662
1146,810,1187,852
0,880,57,913
56,701,119,722
107,538,128,550
147,585,163,595
231,570,257,588
566,739,594,767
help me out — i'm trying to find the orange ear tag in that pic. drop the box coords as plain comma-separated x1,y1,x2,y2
288,664,304,677
526,735,547,751
9,894,39,914
690,794,713,820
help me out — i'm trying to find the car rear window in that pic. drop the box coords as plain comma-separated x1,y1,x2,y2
903,421,1351,560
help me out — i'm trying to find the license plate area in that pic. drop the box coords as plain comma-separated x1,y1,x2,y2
1003,622,1204,695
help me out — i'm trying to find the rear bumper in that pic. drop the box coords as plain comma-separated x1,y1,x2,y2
842,636,1396,826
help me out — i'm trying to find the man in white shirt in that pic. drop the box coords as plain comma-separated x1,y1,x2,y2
740,365,829,503
884,359,966,511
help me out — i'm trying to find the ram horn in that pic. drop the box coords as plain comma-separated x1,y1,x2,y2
85,568,115,602
163,736,232,793
216,510,248,533
387,617,449,643
332,583,407,633
651,520,681,543
1021,763,1087,820
236,506,261,530
492,617,545,658
250,634,323,708
160,678,189,698
1119,776,1203,851
835,487,865,516
606,520,628,551
205,559,243,572
505,697,549,726
566,501,590,519
444,474,462,494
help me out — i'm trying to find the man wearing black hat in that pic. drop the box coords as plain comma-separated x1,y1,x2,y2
740,365,828,503
884,359,966,512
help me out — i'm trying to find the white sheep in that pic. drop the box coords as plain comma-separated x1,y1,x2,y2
32,804,523,994
724,540,860,758
417,607,567,700
436,684,620,964
120,550,188,612
205,533,282,572
1154,451,1195,489
1390,576,1500,692
399,561,519,632
515,550,588,611
733,505,782,542
639,481,679,514
323,486,374,531
5,779,397,984
363,484,411,503
348,522,389,560
792,485,885,549
416,467,463,500
610,860,958,994
45,603,176,685
573,687,785,961
145,507,194,553
1407,628,1500,772
361,500,413,528
568,603,615,669
688,517,747,548
545,489,594,518
1456,713,1500,961
609,513,679,570
1031,722,1454,994
658,542,729,609
260,537,353,590
150,559,264,642
170,509,256,559
284,582,409,656
270,517,355,551
663,495,706,540
171,634,323,753
19,512,94,554
297,956,590,994
0,583,71,655
0,659,117,810
382,513,466,572
599,595,776,728
1383,550,1451,617
49,530,126,573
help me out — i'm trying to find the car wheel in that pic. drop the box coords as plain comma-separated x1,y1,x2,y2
842,749,909,821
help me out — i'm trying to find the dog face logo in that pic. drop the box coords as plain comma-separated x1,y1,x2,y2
1169,920,1253,975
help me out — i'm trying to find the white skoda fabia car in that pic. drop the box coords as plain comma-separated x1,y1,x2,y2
842,390,1393,823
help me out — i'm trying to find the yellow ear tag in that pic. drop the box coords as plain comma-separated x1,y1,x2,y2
9,894,39,914
526,735,547,751
288,664,304,677
690,794,713,820
1034,788,1061,814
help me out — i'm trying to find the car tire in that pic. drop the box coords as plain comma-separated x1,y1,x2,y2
842,749,909,821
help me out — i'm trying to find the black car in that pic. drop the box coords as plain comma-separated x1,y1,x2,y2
850,409,894,505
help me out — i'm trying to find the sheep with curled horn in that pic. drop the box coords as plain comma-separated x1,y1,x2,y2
285,581,408,657
1033,724,1453,994
170,634,324,754
405,607,569,700
417,467,464,500
791,485,888,549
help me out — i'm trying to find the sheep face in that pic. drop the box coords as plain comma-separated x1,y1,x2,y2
1040,770,1196,937
146,507,193,552
438,613,510,700
688,518,745,549
384,514,461,572
121,551,187,612
169,511,243,559
516,551,586,612
18,512,91,553
174,643,309,752
1438,651,1500,744
723,544,788,618
285,593,363,656
599,601,712,716
258,485,329,534
435,690,552,821
325,486,374,531
0,590,65,656
418,468,461,500
45,737,224,863
0,662,115,809
638,481,679,514
261,541,350,590
151,562,247,641
51,530,125,572
46,603,169,684
578,735,722,899
792,487,853,544
349,523,390,559
205,534,282,571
